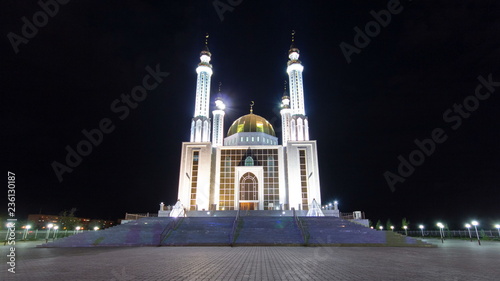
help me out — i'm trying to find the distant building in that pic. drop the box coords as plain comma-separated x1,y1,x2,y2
27,214,115,230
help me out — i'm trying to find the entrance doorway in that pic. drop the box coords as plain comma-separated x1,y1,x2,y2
239,202,258,210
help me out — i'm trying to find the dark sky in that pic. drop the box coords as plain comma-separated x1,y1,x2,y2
2,0,499,229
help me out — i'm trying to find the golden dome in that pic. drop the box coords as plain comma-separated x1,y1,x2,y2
227,114,276,137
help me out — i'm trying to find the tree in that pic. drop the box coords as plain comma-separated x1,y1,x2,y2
401,217,410,229
386,219,393,231
375,220,382,230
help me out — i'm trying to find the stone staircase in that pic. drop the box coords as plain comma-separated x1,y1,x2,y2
302,217,432,246
234,216,304,245
161,217,234,246
38,216,434,247
39,217,173,247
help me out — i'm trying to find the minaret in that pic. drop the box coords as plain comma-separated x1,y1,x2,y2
212,82,225,147
280,81,292,146
190,34,213,142
286,31,309,141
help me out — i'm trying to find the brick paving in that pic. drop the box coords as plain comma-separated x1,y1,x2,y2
1,239,499,280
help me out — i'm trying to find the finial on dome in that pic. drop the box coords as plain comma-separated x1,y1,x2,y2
290,30,297,49
201,33,211,54
284,80,287,93
250,101,254,114
218,81,222,93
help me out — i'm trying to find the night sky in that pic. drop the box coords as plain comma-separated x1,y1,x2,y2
2,0,500,229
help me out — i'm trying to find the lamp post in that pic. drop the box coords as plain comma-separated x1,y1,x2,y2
5,224,10,241
495,224,500,238
390,226,394,232
53,226,59,239
23,225,31,240
74,226,81,235
379,226,383,231
93,226,99,231
437,222,444,243
471,221,481,245
465,224,472,242
419,225,424,237
403,225,408,236
45,223,53,243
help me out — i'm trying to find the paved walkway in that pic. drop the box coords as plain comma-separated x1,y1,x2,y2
1,239,499,280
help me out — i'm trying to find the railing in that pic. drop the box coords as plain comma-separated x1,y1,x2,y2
293,208,309,245
125,212,158,220
228,209,240,246
158,217,183,246
341,212,365,220
395,229,500,239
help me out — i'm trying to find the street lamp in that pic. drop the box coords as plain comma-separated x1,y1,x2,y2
471,221,481,245
465,224,472,242
75,226,81,234
403,225,408,236
5,223,11,241
45,223,53,243
379,226,383,231
419,225,424,237
437,222,444,243
93,226,99,231
53,226,59,239
23,225,31,240
495,224,500,238
390,226,394,231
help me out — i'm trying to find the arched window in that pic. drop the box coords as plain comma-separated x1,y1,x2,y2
240,172,258,201
244,156,254,166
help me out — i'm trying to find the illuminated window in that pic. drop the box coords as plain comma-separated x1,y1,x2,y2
240,172,258,200
190,151,200,211
245,156,254,166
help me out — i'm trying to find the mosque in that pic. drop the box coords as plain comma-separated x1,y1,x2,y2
175,34,322,213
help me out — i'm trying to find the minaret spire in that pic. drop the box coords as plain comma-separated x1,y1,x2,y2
212,82,225,147
286,30,309,142
190,34,213,142
281,80,292,146
250,101,254,114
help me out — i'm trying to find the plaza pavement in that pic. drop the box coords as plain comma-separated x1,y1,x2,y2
1,238,499,280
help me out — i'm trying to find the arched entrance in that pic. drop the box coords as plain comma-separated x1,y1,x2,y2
239,172,258,210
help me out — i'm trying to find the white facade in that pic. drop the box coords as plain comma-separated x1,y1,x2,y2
177,39,322,211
